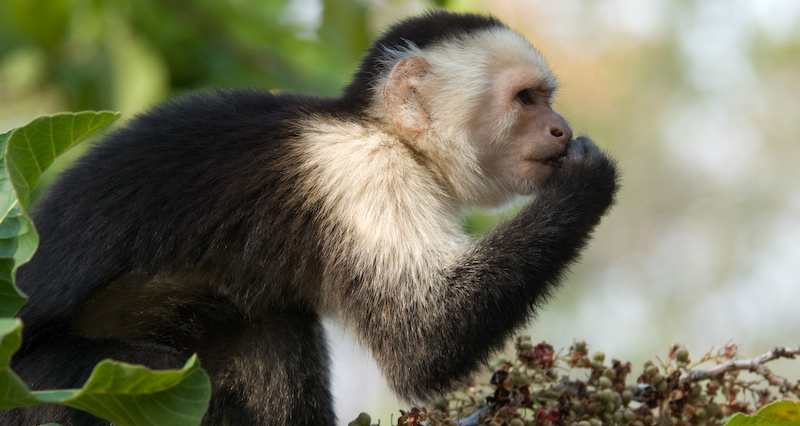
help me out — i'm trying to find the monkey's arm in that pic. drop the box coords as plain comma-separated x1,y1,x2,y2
348,137,618,401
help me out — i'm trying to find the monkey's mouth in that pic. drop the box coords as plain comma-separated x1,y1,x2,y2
540,151,567,167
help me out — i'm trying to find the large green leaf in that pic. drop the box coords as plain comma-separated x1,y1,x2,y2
33,355,210,426
3,111,121,208
0,317,210,425
0,111,120,317
0,112,212,425
725,401,800,426
0,134,32,318
0,318,40,410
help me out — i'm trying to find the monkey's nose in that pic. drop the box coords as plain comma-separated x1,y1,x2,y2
549,122,572,145
546,111,572,145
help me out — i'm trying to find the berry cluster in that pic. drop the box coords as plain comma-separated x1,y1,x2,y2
351,339,799,426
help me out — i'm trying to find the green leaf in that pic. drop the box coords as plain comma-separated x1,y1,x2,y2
0,318,41,410
33,355,211,426
0,111,211,426
0,132,30,318
4,111,120,208
725,401,800,426
0,203,35,318
0,111,120,317
0,318,210,426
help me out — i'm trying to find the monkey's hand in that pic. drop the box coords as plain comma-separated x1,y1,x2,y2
538,136,619,227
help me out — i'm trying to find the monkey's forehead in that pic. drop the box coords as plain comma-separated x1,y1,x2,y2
420,27,554,86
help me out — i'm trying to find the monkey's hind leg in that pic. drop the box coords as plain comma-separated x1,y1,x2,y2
201,305,335,426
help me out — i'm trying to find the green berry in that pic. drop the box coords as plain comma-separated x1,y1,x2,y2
356,412,371,426
676,348,690,362
621,389,633,405
589,419,602,426
509,419,525,426
577,421,591,426
592,351,605,363
602,368,616,380
519,340,533,350
651,374,663,385
593,402,605,414
598,376,613,389
657,380,668,391
512,370,529,386
695,408,707,420
623,409,635,422
645,365,658,376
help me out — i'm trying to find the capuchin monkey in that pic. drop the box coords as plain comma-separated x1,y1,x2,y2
4,11,618,426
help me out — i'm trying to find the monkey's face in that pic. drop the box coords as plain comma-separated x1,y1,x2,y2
472,66,572,197
381,27,572,206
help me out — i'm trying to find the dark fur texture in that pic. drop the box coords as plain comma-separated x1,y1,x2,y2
4,11,618,426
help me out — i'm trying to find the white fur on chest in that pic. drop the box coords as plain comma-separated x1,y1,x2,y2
295,119,470,304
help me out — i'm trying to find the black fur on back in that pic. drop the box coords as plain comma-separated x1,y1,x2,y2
11,89,338,425
16,89,327,351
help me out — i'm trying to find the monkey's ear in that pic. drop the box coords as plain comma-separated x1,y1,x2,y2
384,57,430,136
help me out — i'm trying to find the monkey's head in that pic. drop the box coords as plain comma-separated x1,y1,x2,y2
343,12,572,208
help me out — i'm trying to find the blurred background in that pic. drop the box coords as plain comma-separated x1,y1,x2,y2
1,0,799,424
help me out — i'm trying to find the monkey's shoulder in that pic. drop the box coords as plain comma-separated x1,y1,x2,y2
117,90,327,144
65,90,338,182
36,91,328,221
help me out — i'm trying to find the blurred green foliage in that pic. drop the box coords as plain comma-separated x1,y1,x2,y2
0,0,372,115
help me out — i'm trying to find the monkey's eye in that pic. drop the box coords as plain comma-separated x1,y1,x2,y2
516,89,534,106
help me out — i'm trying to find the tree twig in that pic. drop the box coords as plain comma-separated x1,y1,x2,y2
680,346,800,397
